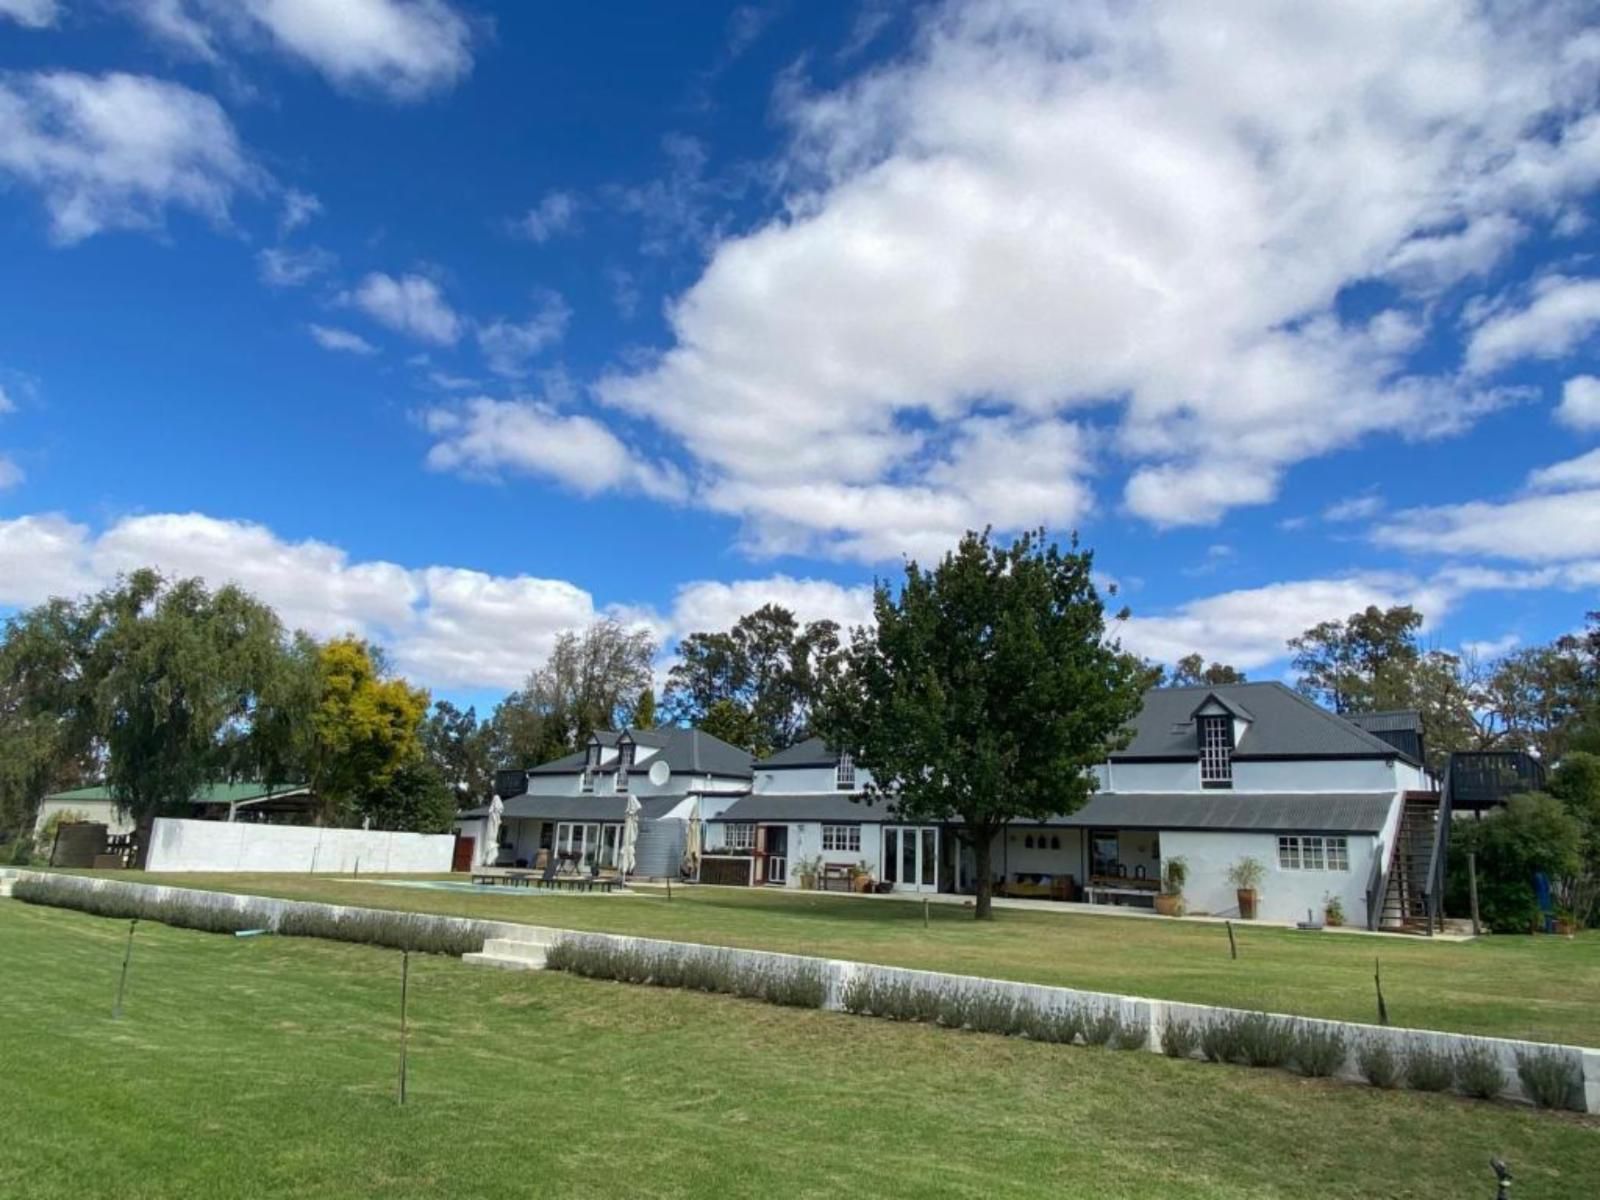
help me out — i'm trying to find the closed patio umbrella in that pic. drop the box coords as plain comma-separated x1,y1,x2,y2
619,795,641,879
483,795,504,867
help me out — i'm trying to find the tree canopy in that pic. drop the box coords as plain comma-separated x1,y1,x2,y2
664,603,843,758
1168,653,1246,687
817,529,1147,920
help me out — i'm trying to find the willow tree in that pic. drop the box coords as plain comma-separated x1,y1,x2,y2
819,530,1146,920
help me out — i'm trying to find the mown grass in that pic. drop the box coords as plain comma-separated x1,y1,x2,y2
2,901,1597,1200
103,871,1600,1046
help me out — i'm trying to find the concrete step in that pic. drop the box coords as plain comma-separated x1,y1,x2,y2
0,878,14,898
462,936,552,971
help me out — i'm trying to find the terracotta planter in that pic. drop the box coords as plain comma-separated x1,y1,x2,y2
1236,888,1258,919
1153,893,1184,917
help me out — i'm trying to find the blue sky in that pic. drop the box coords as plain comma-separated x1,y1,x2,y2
2,1,1598,711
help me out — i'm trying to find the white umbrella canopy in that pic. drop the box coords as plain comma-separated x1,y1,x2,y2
483,795,504,867
619,795,641,878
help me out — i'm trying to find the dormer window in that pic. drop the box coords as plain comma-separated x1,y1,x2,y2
1199,715,1233,788
582,735,602,793
835,750,856,791
615,733,636,792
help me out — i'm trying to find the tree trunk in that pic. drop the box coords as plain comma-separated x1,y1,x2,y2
973,827,994,921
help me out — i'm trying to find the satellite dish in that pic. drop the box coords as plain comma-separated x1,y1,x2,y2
648,760,671,787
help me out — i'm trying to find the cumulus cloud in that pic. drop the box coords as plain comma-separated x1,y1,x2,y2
127,0,476,100
475,292,571,377
512,190,579,243
588,1,1600,557
424,396,687,501
1556,375,1600,432
0,71,259,243
0,0,57,28
278,188,322,235
258,245,335,287
1466,276,1600,374
0,510,888,690
308,324,377,355
1526,447,1600,492
346,272,462,345
1376,461,1600,563
1119,575,1454,672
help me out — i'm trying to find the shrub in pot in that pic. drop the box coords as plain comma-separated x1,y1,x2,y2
1226,856,1265,919
1154,855,1188,917
1323,893,1345,927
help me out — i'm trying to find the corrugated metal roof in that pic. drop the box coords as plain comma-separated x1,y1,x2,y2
1037,791,1395,834
525,726,753,780
752,736,835,769
1345,710,1423,734
1115,682,1412,762
716,792,897,823
44,782,311,805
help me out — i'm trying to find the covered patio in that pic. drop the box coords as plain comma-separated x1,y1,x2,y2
485,794,692,877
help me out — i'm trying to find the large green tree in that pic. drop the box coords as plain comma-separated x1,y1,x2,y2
664,604,844,758
1167,653,1246,687
1289,605,1423,714
489,620,657,766
817,530,1147,920
309,637,430,826
93,571,287,824
422,699,492,806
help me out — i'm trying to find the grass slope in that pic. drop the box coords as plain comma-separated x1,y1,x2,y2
118,872,1600,1046
2,901,1597,1200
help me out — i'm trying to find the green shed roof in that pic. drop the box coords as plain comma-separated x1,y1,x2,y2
44,782,311,806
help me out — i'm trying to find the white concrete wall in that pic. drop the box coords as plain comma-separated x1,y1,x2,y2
1160,829,1376,925
33,799,135,838
1106,761,1199,792
996,827,1084,879
144,818,454,874
753,765,877,794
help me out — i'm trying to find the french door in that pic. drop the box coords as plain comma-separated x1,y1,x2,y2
882,826,939,893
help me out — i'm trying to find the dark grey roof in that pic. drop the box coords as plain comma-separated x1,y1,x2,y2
1345,710,1423,734
753,736,835,769
1116,682,1413,762
716,792,897,823
525,726,753,780
500,794,685,821
1033,791,1395,834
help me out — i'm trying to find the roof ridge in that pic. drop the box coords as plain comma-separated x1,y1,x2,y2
1264,681,1409,756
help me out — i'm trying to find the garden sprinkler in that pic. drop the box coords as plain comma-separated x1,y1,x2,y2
1491,1157,1511,1199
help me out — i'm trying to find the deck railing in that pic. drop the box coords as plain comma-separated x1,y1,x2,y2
1448,751,1545,809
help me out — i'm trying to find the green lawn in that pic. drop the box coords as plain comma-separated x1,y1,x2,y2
3,900,1597,1200
104,871,1600,1047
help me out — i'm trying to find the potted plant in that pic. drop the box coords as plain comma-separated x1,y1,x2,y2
849,860,874,893
1227,856,1265,919
795,855,823,890
1323,893,1346,927
1154,856,1188,916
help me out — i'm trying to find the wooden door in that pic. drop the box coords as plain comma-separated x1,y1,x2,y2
452,835,475,873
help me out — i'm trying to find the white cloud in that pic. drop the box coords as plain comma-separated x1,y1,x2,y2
0,511,602,690
127,0,476,101
0,510,889,691
257,245,335,287
308,324,377,355
278,188,322,234
1119,574,1452,672
347,272,461,344
424,396,687,502
1555,375,1600,432
1527,447,1600,492
1377,489,1600,563
1466,276,1600,374
0,0,57,28
0,456,21,490
1323,492,1385,523
593,1,1600,556
512,190,578,243
667,576,875,640
0,384,14,414
475,292,571,377
0,71,259,243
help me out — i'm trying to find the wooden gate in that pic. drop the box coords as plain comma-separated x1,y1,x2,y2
452,835,476,873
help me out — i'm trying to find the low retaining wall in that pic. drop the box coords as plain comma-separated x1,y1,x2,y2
14,872,1598,1113
10,871,525,954
145,818,454,874
501,924,1600,1114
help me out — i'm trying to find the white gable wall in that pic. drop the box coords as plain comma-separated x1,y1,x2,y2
1161,829,1377,925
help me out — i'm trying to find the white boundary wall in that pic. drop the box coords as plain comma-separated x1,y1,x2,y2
491,923,1600,1114
144,818,454,874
